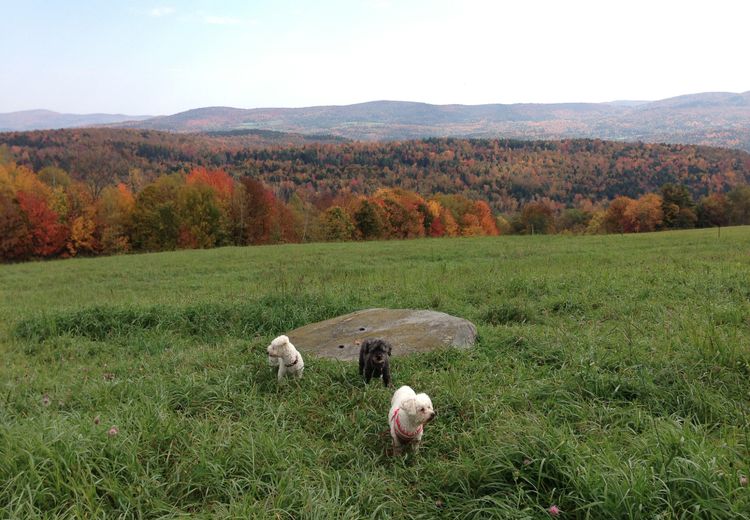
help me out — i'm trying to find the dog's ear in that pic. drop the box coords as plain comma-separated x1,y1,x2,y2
386,343,392,355
362,340,371,354
402,398,416,415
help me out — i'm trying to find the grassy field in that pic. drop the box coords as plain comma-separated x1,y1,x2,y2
1,228,749,519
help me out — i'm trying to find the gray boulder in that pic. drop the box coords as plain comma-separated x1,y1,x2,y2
286,308,477,361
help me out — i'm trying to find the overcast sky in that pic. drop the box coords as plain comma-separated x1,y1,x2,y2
2,0,748,115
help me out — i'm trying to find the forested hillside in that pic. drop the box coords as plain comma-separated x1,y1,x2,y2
1,130,748,213
2,132,750,262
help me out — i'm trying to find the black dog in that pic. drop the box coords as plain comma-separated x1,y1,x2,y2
358,338,392,387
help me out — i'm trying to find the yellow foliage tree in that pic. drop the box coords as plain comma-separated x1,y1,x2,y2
67,216,97,256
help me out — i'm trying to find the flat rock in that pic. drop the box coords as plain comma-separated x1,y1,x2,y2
286,308,477,361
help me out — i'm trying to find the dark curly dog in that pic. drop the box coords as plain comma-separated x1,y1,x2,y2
359,338,392,387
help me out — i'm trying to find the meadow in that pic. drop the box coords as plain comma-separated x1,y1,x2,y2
1,228,749,519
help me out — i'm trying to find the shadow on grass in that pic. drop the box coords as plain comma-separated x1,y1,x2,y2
14,294,359,343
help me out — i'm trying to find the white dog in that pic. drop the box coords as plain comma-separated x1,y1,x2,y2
388,385,435,454
267,350,280,369
266,335,304,381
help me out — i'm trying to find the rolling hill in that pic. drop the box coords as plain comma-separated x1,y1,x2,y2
0,110,151,131
109,91,750,152
4,91,750,152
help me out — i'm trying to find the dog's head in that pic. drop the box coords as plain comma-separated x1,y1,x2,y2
402,393,436,425
267,335,292,358
362,338,392,366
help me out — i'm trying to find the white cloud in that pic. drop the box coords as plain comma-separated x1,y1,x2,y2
149,7,175,17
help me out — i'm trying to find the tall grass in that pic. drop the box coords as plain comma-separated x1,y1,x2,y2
1,228,749,518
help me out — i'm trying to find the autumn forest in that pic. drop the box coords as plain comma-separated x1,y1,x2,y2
1,129,750,262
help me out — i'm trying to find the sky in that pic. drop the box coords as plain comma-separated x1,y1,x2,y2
2,0,749,115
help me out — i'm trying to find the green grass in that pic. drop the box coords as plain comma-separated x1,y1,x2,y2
1,228,749,518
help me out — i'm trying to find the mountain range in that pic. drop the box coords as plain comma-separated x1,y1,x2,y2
0,110,150,132
2,91,750,151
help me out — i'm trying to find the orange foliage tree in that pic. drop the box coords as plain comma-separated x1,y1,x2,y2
624,193,663,232
372,188,427,239
604,196,635,233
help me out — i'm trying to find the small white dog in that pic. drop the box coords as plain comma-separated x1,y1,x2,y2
267,350,279,369
388,385,435,454
266,335,304,382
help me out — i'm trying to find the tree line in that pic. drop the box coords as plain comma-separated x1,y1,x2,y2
2,131,749,214
2,152,750,262
0,161,500,261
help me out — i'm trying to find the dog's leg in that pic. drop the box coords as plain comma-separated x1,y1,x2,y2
364,365,374,384
277,365,285,382
359,354,365,376
382,363,391,387
392,437,403,456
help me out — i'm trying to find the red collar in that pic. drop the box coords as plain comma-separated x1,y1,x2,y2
391,408,422,442
285,355,299,368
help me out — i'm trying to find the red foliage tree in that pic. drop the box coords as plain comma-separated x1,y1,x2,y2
16,191,68,257
238,177,275,245
0,191,32,261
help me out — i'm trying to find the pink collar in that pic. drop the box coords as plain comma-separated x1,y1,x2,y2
391,408,422,442
285,355,299,368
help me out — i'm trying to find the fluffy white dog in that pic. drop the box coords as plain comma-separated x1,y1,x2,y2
266,335,304,381
388,385,435,454
267,350,280,369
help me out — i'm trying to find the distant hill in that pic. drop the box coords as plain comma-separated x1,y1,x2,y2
0,110,151,131
111,92,750,152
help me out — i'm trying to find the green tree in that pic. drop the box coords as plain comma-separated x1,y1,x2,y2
320,206,355,241
558,208,592,234
661,183,696,229
38,167,72,189
697,193,729,228
176,183,224,249
353,199,385,240
727,185,750,225
130,175,182,251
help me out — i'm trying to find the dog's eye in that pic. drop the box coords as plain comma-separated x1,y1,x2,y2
420,407,425,412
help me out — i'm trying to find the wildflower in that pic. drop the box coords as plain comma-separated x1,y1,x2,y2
548,505,560,516
741,475,748,487
41,394,51,406
93,415,100,425
108,426,119,436
523,458,532,466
